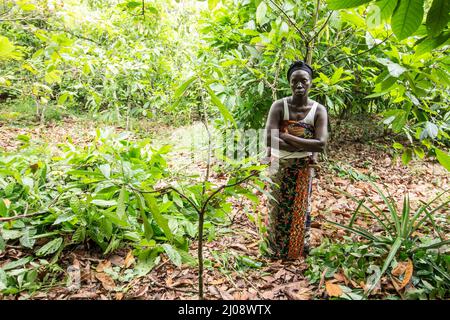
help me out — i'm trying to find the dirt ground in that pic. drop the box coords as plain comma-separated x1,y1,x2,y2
0,117,448,300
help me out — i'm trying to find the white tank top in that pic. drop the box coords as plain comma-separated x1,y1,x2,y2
271,98,318,159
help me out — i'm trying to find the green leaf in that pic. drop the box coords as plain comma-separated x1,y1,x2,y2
116,186,127,220
327,0,373,10
1,229,22,240
0,234,5,252
136,192,153,241
391,0,425,40
376,58,406,77
36,238,63,257
426,0,450,36
208,0,219,10
435,149,450,171
415,33,450,56
53,212,76,225
162,244,182,267
44,70,62,84
126,1,142,9
144,194,173,241
0,268,7,290
70,196,81,215
0,36,22,60
402,149,412,165
91,199,117,207
256,1,267,25
393,142,404,150
414,147,425,159
422,121,439,140
205,85,235,126
2,257,33,271
174,75,197,100
19,229,36,249
0,199,7,217
374,0,398,22
99,164,111,179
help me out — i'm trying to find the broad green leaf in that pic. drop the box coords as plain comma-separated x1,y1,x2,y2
0,268,7,290
103,210,129,227
426,0,450,36
415,32,450,56
36,238,63,257
144,194,173,241
205,85,235,125
1,229,22,241
0,36,22,60
116,186,127,220
435,149,450,171
0,199,7,217
99,164,111,179
53,212,76,225
393,142,403,150
256,1,267,25
391,0,424,40
19,229,36,249
208,0,219,10
2,257,33,271
126,1,141,9
0,234,5,252
174,75,197,100
402,149,412,165
423,121,439,140
91,199,117,207
18,1,36,11
44,70,62,84
162,244,182,267
70,196,81,215
327,0,372,10
331,67,344,84
72,226,86,243
376,58,406,77
136,192,153,241
374,0,398,22
414,147,425,159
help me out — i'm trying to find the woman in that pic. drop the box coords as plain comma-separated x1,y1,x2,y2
263,60,328,259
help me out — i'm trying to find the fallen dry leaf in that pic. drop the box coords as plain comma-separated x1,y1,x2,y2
284,287,312,300
124,250,135,268
325,281,343,297
399,260,413,289
95,272,116,291
70,291,98,299
220,290,234,300
115,292,124,300
96,260,111,273
209,278,225,285
392,259,413,290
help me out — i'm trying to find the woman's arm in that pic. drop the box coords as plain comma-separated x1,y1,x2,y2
265,101,300,154
281,105,328,153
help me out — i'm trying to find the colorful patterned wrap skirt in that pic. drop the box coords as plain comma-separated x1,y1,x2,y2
264,157,313,259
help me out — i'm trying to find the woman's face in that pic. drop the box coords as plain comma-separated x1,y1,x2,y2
290,70,312,97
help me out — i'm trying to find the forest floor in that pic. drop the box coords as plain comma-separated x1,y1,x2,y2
0,115,448,300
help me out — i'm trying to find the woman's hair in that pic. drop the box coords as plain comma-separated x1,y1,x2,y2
287,60,314,81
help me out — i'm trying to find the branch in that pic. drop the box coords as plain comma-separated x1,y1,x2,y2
318,34,391,70
0,210,49,222
310,11,333,42
200,171,260,214
129,185,201,214
0,17,45,21
266,0,309,43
